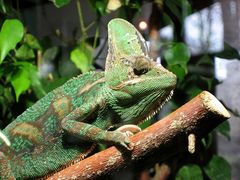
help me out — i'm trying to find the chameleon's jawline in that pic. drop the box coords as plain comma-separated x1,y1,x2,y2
138,90,174,125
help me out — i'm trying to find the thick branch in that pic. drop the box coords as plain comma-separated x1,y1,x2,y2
47,91,230,179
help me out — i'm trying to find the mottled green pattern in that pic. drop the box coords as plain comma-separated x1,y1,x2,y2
1,71,106,179
10,137,34,153
43,115,58,134
108,18,148,57
0,18,176,179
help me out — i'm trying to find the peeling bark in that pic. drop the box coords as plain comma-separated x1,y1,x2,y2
47,91,230,180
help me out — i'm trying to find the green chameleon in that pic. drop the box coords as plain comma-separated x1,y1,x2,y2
0,18,176,179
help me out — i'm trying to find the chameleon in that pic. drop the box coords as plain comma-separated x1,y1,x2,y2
0,18,176,179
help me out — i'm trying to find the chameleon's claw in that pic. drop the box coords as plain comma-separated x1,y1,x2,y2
120,137,134,150
109,130,134,150
122,142,134,150
113,124,141,150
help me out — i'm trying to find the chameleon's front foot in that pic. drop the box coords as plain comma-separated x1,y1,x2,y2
109,124,141,150
61,118,140,150
107,130,133,150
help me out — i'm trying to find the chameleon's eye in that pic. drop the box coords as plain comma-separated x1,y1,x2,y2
133,68,148,76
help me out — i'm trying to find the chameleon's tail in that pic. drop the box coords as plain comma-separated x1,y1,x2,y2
0,130,10,146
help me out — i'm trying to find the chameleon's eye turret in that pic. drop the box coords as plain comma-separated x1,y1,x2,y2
105,18,176,125
105,18,150,86
133,68,148,76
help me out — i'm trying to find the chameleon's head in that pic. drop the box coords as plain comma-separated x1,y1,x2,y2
105,18,177,124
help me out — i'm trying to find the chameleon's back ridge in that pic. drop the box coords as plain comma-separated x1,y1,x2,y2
0,18,176,179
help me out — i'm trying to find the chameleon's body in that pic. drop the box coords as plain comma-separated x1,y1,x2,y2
0,19,176,179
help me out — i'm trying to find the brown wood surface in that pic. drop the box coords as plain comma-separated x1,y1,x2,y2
47,91,230,180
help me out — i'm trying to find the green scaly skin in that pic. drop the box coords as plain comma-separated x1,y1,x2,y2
0,18,176,179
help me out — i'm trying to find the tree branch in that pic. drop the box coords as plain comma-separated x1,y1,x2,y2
47,91,230,180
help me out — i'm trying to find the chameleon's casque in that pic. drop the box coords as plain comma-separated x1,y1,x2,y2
0,18,176,179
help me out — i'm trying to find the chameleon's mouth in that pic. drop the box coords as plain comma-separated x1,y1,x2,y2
138,90,174,125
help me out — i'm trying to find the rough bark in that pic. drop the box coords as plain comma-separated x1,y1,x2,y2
47,91,230,180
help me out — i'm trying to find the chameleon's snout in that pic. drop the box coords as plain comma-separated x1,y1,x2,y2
159,70,177,90
169,72,177,85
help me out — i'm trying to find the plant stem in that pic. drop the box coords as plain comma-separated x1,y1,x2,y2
76,0,86,40
93,26,99,49
85,21,96,32
0,0,6,13
7,54,17,62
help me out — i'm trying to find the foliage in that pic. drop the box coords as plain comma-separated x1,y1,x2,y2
0,18,45,127
70,43,94,73
176,164,203,180
163,42,190,81
51,0,71,8
0,19,24,62
0,0,235,179
204,155,231,180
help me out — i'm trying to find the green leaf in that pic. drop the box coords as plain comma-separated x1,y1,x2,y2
24,33,41,50
52,0,71,8
96,1,106,15
215,43,240,59
10,67,31,101
0,19,24,63
201,133,213,149
124,0,130,6
200,76,214,90
164,42,190,73
20,61,46,98
197,54,213,66
42,77,68,93
70,48,89,73
3,87,14,104
0,84,4,95
16,44,35,59
168,65,186,81
31,74,46,98
215,121,231,140
10,61,45,101
164,0,182,23
70,44,93,73
0,0,7,13
204,155,231,180
42,47,59,62
106,0,122,12
176,164,203,180
185,85,202,98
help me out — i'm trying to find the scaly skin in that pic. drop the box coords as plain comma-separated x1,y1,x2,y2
0,18,176,179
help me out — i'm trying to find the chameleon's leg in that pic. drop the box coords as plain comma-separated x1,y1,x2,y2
61,108,133,150
0,152,15,180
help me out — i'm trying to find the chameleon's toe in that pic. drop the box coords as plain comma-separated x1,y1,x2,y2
116,124,141,135
123,131,134,137
119,136,134,150
108,131,133,150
